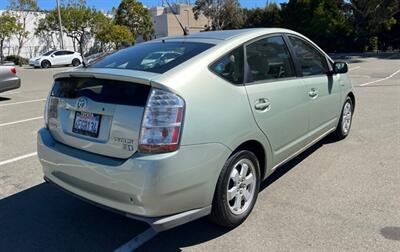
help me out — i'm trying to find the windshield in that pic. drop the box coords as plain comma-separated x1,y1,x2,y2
90,41,214,74
43,50,56,56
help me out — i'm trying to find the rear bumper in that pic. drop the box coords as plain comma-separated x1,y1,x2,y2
37,128,230,219
44,176,211,231
0,77,21,93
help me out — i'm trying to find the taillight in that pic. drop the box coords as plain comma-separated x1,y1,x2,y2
10,67,16,75
44,94,49,128
44,88,58,128
138,88,185,153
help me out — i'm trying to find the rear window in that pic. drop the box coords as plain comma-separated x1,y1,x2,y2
51,78,151,107
90,41,214,74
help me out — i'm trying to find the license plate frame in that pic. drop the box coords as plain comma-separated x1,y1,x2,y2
72,111,102,138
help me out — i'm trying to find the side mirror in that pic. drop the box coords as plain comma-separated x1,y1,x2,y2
333,61,348,74
51,54,54,57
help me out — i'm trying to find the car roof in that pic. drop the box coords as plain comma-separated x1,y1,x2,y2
158,28,297,44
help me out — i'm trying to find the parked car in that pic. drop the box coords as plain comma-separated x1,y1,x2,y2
0,66,20,93
29,50,82,68
37,28,355,230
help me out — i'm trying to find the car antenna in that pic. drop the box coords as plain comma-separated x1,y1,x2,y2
165,0,189,36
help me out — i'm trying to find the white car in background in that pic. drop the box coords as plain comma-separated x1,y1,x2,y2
29,50,82,68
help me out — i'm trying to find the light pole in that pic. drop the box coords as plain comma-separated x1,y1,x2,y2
56,0,64,49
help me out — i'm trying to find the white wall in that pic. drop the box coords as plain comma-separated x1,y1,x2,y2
0,10,79,59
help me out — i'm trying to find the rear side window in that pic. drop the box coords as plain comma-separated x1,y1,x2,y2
288,36,328,76
54,51,65,56
51,78,151,107
246,36,295,83
91,41,214,74
210,47,244,85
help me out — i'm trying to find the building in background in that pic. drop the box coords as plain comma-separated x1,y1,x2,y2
0,4,208,59
150,4,208,38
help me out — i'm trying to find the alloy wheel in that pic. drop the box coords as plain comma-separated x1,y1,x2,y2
226,158,256,215
342,101,352,134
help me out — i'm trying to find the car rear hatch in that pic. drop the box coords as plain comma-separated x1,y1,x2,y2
46,68,158,159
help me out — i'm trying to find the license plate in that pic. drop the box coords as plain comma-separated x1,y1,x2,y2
72,111,101,137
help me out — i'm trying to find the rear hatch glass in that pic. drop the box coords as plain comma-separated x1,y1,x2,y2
90,41,214,74
48,77,150,159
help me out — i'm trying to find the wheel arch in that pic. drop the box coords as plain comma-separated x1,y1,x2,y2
347,91,355,111
41,59,51,67
231,140,268,180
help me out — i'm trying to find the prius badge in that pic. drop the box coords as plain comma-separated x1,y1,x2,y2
76,97,88,110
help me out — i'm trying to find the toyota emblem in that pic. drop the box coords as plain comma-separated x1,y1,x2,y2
76,97,88,110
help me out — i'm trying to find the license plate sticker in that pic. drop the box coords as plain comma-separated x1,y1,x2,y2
72,111,101,137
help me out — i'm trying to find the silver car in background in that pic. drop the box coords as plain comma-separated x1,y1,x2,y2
0,66,21,93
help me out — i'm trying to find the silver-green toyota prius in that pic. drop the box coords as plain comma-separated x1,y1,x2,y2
38,28,355,230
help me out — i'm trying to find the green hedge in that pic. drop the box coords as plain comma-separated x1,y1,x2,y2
5,55,29,66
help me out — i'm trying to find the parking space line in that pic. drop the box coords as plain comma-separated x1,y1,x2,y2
0,98,46,107
114,228,158,252
1,91,21,95
359,68,400,86
0,116,43,127
349,66,360,71
0,152,37,167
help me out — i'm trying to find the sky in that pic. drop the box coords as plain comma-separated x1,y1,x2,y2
0,0,287,12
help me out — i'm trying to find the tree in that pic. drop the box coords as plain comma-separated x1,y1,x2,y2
35,1,105,55
344,0,400,50
378,12,400,50
280,0,353,52
60,3,99,55
34,10,60,52
114,0,154,41
7,0,39,56
193,0,244,30
0,13,18,63
94,16,134,50
244,3,282,28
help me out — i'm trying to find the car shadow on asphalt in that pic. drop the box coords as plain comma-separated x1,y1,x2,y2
0,97,11,102
0,183,149,252
0,137,336,252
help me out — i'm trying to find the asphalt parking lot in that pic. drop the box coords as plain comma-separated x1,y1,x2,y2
0,54,399,251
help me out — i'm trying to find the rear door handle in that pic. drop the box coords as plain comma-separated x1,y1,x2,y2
309,88,318,98
254,98,271,111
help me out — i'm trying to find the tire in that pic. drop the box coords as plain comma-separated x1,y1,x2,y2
209,150,260,228
332,97,353,140
72,58,81,67
41,60,51,69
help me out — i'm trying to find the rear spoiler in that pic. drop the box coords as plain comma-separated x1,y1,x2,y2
53,67,160,86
